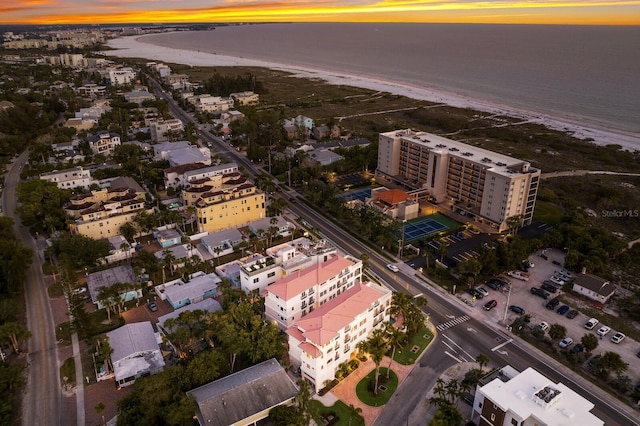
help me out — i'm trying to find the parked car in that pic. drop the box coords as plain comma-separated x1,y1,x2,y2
468,288,483,299
597,326,611,336
483,299,498,311
540,253,549,260
147,302,158,312
549,276,565,286
570,343,584,354
508,270,530,281
611,332,626,344
386,264,399,272
559,337,573,348
486,280,503,290
552,260,563,266
545,298,560,310
538,321,549,331
530,287,549,299
588,354,602,368
475,287,489,297
462,392,475,405
556,305,570,315
509,305,525,315
541,282,558,293
566,309,579,319
584,318,599,330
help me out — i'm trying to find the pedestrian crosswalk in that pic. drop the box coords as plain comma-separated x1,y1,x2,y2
436,315,471,331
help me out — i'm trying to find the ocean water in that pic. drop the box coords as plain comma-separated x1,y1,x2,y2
142,23,640,134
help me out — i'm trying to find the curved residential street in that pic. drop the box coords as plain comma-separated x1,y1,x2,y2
2,151,62,426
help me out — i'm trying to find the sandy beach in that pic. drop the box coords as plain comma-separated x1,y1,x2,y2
106,35,640,152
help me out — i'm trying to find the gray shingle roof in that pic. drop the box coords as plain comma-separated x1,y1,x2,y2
573,273,615,297
188,358,298,425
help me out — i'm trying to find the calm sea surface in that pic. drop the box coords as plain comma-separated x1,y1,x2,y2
143,23,640,134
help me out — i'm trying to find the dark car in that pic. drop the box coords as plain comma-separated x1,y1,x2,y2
483,299,497,311
552,260,563,266
462,392,475,405
530,287,549,299
546,298,560,310
556,305,570,315
566,309,579,319
509,305,525,315
541,282,558,293
570,343,584,354
147,302,158,312
486,279,504,290
588,354,602,368
468,288,483,299
540,253,549,260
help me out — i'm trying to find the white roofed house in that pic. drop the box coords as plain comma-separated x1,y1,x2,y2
154,272,221,309
39,166,94,190
85,264,142,310
285,282,392,392
106,321,165,388
150,118,184,143
194,95,234,113
230,91,259,106
201,228,244,258
247,215,294,240
87,131,121,156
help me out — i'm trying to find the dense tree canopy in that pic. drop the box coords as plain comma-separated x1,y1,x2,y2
16,179,71,234
51,233,111,269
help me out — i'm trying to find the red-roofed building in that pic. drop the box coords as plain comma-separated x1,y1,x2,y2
264,255,363,328
367,188,419,220
285,282,392,392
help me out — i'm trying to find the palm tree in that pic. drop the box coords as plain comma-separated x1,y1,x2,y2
475,353,490,371
385,322,408,379
356,328,389,395
347,404,363,426
95,402,106,426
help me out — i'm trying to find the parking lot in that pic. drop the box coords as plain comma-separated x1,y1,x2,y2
461,248,639,384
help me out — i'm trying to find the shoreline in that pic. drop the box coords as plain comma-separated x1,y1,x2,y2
105,35,640,152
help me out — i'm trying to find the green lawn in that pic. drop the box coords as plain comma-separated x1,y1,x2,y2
393,325,434,365
356,367,398,407
310,400,365,426
533,201,564,225
60,357,75,387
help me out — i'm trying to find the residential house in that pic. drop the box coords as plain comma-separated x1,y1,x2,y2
305,149,344,166
247,215,294,239
264,254,363,329
107,67,137,86
367,188,419,221
87,131,121,156
86,264,142,309
286,282,392,392
75,104,111,121
39,166,94,190
471,366,603,426
157,298,222,337
165,73,189,85
153,141,191,161
124,90,156,105
154,244,204,273
201,228,244,258
99,235,135,264
106,322,165,389
230,91,259,106
572,272,616,304
154,227,182,248
167,146,211,167
76,84,106,98
192,95,234,113
188,359,298,426
154,272,221,309
150,119,184,143
63,117,97,132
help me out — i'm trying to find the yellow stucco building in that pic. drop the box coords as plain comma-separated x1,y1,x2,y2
195,183,266,233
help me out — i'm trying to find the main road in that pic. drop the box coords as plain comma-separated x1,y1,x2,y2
2,150,61,426
153,80,638,425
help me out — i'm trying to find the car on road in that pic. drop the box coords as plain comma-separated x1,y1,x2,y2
509,305,525,315
556,305,570,315
545,298,560,310
566,309,579,319
386,264,399,272
570,343,584,354
483,299,497,311
584,318,599,330
530,287,549,299
541,282,558,293
597,326,611,336
289,197,297,203
559,337,573,348
147,302,158,312
611,332,626,344
538,321,549,331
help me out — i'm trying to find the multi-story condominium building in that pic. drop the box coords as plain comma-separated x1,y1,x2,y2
39,166,94,190
230,91,259,106
165,74,189,85
66,185,152,239
194,183,265,234
180,172,245,205
150,118,184,142
377,129,541,232
286,281,392,392
471,366,603,426
124,90,155,105
87,131,121,156
107,67,137,86
265,255,363,329
192,95,234,113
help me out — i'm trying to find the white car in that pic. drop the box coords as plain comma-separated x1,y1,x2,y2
549,276,565,286
611,332,626,344
584,318,599,330
596,326,611,336
474,287,489,297
538,321,549,331
386,264,399,272
559,337,573,348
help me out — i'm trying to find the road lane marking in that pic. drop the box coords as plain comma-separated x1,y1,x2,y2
444,351,463,363
491,338,514,352
442,334,474,362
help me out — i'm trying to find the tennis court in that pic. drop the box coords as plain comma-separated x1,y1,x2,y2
338,188,372,202
403,217,448,241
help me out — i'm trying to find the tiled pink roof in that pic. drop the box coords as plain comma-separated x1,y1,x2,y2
286,327,305,341
298,342,321,358
291,282,387,347
268,256,355,300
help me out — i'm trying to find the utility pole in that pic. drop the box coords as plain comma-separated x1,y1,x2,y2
502,284,512,326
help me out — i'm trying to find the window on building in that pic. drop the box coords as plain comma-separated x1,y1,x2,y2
491,414,496,422
511,419,517,426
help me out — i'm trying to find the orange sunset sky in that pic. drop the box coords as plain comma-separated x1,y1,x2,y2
1,0,639,26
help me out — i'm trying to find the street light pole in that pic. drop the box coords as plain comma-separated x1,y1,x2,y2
502,284,512,326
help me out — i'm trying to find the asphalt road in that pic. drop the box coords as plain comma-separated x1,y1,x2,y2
148,80,640,424
3,150,61,426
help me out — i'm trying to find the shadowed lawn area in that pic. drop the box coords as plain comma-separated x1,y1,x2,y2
310,400,365,426
533,200,564,225
356,367,398,407
393,325,434,365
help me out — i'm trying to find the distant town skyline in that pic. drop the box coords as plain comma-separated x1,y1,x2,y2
2,0,639,26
